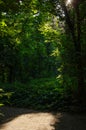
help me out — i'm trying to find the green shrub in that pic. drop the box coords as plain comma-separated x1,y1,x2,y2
0,78,72,110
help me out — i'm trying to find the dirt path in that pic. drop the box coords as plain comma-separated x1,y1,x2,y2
0,107,86,130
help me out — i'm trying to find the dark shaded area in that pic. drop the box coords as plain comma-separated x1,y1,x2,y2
0,106,41,125
53,112,86,130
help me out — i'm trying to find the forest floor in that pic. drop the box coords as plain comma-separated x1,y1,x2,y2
0,106,86,130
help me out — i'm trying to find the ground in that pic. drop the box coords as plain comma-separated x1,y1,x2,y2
0,107,86,130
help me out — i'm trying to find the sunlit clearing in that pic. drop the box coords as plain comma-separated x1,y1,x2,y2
66,0,72,6
1,112,58,130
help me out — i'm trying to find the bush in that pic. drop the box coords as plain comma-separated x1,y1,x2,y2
0,78,72,110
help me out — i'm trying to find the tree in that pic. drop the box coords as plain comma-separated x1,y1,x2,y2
0,0,57,82
61,0,85,102
38,0,86,102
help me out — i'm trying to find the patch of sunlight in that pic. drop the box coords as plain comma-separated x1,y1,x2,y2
51,48,60,57
0,112,61,130
16,38,21,44
0,20,7,27
66,0,73,6
0,104,4,107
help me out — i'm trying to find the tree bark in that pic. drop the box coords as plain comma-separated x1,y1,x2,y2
61,2,85,102
75,6,85,101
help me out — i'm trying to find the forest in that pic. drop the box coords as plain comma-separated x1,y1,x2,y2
0,0,86,112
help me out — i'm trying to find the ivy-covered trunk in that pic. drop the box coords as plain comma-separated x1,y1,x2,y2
62,2,85,102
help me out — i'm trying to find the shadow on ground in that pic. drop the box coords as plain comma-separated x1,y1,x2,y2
0,106,86,130
52,112,86,130
0,106,38,124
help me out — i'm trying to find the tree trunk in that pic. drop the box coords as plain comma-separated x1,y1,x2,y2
61,3,85,102
75,6,85,102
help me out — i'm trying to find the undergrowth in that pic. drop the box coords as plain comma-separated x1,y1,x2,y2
0,78,72,110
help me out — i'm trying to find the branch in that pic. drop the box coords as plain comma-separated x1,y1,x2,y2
60,1,77,49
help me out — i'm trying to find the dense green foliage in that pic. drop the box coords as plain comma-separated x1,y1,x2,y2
1,78,72,110
0,2,58,82
0,0,86,109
